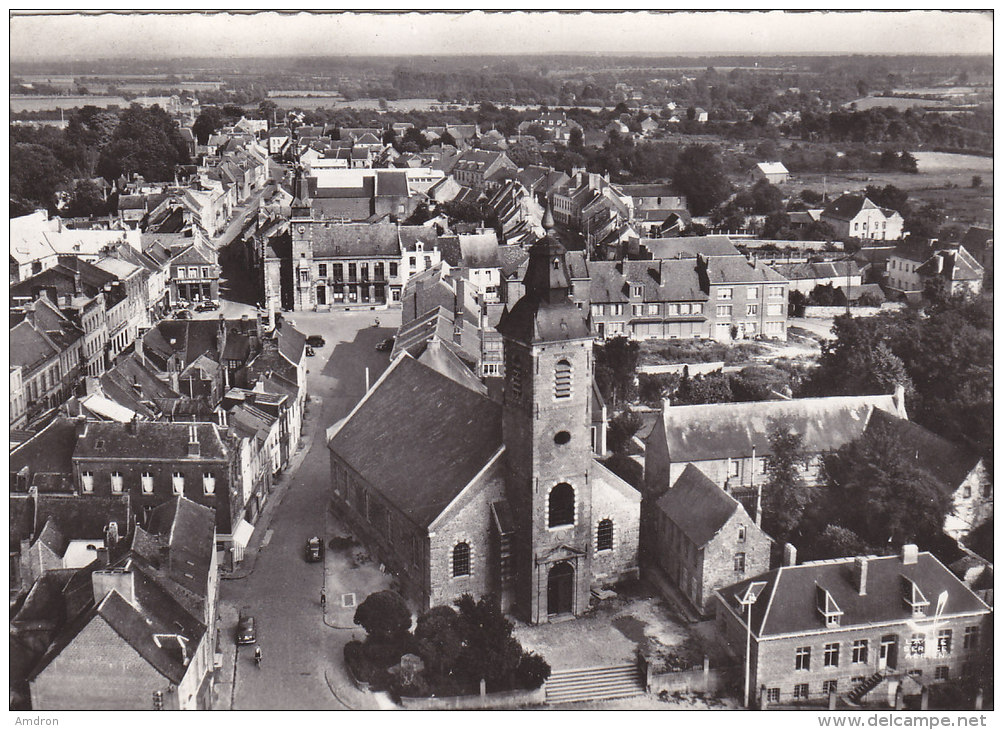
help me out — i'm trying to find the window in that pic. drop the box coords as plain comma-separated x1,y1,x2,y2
935,666,950,681
409,256,417,267
746,304,759,316
348,263,357,280
767,303,784,316
389,262,398,277
509,358,523,400
318,264,327,277
597,519,614,551
647,303,659,315
203,472,216,495
718,288,733,300
692,303,703,315
769,286,785,298
963,485,972,498
202,267,210,278
632,304,644,316
81,471,94,493
734,553,746,572
747,286,759,299
738,524,746,542
611,304,624,316
716,305,732,317
548,483,575,528
111,471,123,493
937,629,952,656
795,646,811,671
822,680,838,696
424,256,432,268
482,363,500,377
852,639,868,664
172,471,184,495
299,269,309,283
909,634,926,658
591,304,605,317
759,457,769,474
981,483,992,498
630,284,643,298
824,643,840,667
452,542,471,577
793,683,809,700
141,472,154,494
767,688,780,703
667,303,680,316
729,460,740,478
852,676,867,687
554,359,572,399
964,626,979,650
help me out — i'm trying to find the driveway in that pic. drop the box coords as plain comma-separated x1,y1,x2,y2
219,308,401,709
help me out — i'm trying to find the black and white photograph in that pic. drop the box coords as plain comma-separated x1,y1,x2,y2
8,9,993,717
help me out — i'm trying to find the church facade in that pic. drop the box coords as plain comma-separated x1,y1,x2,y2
327,235,640,623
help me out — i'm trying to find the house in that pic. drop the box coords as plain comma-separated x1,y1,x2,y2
715,546,991,707
693,108,709,123
606,120,630,136
751,161,790,185
959,227,992,281
450,149,517,191
887,244,984,297
398,225,442,289
863,410,992,542
327,236,641,623
639,116,660,135
168,238,221,304
644,390,909,512
821,194,904,241
568,247,789,342
267,126,292,156
773,260,862,295
27,497,219,710
648,464,772,614
486,180,546,247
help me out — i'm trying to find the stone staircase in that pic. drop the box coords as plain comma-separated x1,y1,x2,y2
545,663,645,705
844,670,886,706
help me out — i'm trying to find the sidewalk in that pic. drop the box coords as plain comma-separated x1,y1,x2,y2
223,397,321,581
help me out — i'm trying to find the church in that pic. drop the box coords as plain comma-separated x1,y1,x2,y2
327,233,640,624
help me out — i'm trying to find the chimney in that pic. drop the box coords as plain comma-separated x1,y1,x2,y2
893,383,906,417
902,544,919,565
95,546,110,566
933,253,944,274
187,423,200,457
75,415,88,439
135,332,145,364
73,270,82,296
92,567,135,606
853,556,869,596
783,543,798,567
105,520,120,547
127,413,140,434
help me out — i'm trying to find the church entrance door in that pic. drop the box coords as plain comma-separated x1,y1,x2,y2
547,561,574,616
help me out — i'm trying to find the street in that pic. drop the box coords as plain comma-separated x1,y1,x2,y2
218,308,400,710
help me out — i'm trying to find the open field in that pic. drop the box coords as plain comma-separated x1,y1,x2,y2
268,96,458,111
844,96,951,110
782,152,993,226
10,95,129,112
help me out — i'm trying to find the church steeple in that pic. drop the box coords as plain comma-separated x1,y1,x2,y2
291,165,311,218
523,235,572,304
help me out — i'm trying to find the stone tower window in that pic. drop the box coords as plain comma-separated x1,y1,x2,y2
548,483,575,528
509,357,523,400
597,519,614,551
452,542,471,577
554,359,572,399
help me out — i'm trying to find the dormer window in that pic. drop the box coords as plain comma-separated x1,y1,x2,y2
901,575,930,617
630,284,643,298
816,585,844,628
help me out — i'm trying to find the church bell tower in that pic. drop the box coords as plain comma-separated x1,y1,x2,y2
497,220,594,624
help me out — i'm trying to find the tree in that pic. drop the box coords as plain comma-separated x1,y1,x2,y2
413,605,464,680
64,179,108,217
97,104,190,182
593,337,639,408
192,106,225,146
515,653,551,690
825,420,953,548
607,410,642,455
811,524,871,560
524,123,551,143
761,424,813,545
672,145,731,216
675,370,734,405
905,202,945,240
568,127,584,149
354,590,412,643
256,99,278,121
899,150,919,173
10,143,71,212
454,594,524,690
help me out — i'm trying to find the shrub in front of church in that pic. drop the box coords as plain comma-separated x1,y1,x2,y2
345,591,552,698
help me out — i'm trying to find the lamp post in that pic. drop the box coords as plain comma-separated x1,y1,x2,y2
737,581,767,708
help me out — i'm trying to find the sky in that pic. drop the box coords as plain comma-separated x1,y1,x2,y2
9,10,993,61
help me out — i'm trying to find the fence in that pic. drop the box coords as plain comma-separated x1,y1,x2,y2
804,303,904,318
399,685,545,710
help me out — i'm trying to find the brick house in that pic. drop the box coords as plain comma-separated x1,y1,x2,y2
647,464,771,615
821,194,904,241
328,236,640,623
168,239,220,304
27,497,219,710
715,546,992,707
450,149,517,191
644,391,909,511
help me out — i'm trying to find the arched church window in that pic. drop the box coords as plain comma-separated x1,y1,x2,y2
548,483,575,528
554,359,572,399
452,542,471,577
597,519,614,551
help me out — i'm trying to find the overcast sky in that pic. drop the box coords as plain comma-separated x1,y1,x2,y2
9,10,993,61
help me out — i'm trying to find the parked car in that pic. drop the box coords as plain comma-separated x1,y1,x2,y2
375,337,395,352
174,309,192,320
195,300,220,312
237,608,256,644
305,536,324,563
305,346,315,357
306,335,325,348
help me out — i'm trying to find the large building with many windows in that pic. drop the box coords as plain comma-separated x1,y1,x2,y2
715,546,991,707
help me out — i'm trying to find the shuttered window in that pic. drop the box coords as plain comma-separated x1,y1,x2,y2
554,359,572,399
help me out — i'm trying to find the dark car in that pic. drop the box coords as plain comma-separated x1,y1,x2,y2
305,536,324,563
375,337,395,352
174,309,192,320
195,300,220,312
236,608,256,645
306,335,325,348
305,346,316,357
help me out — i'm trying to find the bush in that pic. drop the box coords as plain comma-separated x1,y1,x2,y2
354,590,412,642
515,652,552,690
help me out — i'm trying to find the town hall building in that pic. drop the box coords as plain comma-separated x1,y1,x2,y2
327,231,640,623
